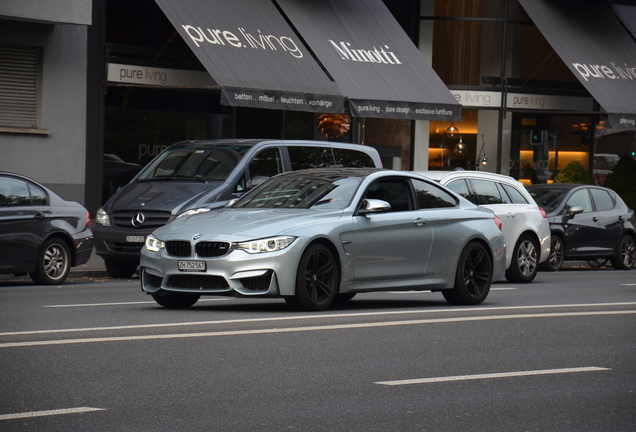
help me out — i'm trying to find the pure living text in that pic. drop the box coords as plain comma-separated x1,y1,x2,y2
182,25,303,58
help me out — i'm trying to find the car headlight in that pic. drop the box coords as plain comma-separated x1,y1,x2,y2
176,208,211,219
145,235,165,252
95,208,110,226
236,236,296,254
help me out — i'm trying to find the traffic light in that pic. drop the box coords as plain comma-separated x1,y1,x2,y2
530,130,543,145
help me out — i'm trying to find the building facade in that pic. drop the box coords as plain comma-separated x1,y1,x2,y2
1,0,635,215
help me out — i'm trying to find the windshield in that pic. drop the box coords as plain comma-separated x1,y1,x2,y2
234,176,362,209
137,146,250,182
527,187,569,214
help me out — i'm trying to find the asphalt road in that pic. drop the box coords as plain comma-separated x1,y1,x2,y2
1,269,635,432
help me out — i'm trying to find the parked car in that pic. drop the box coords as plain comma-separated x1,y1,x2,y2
526,183,636,271
140,168,506,310
415,170,550,283
0,172,93,285
94,139,382,279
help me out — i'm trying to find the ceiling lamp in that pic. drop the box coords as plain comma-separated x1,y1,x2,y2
317,114,351,139
445,122,459,139
454,135,467,156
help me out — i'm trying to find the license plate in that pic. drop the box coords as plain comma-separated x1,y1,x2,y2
178,260,206,272
126,236,145,243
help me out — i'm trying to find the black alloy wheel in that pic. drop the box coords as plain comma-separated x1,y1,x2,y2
610,235,636,270
505,234,539,283
540,235,564,272
30,238,71,285
443,242,492,305
287,244,339,311
151,291,201,308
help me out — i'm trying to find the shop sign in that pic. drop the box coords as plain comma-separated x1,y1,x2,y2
107,63,217,88
451,90,594,111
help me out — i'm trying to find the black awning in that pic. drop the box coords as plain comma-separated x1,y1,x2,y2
612,4,636,39
276,0,461,122
154,0,344,113
519,0,636,130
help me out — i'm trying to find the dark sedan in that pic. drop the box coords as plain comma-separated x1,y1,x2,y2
526,183,635,271
0,172,94,284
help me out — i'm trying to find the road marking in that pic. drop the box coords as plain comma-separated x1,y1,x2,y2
44,298,231,308
0,407,105,421
2,302,636,336
621,283,636,286
375,367,611,386
1,310,634,348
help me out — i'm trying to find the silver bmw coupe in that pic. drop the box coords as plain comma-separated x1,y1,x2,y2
140,168,506,310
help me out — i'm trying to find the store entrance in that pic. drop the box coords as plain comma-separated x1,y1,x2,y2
510,112,594,186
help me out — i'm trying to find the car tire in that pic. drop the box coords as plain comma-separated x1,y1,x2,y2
505,234,539,283
442,242,492,305
540,235,564,272
610,235,636,270
151,291,200,308
29,238,71,285
287,244,339,311
105,259,138,278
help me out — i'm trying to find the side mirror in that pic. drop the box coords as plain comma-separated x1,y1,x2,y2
358,198,391,215
247,175,270,190
567,205,584,218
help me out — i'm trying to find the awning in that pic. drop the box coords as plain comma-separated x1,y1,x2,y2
612,4,636,39
519,0,636,130
274,0,462,122
154,0,344,113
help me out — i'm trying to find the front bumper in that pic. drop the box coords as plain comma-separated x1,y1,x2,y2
140,241,303,298
93,224,154,263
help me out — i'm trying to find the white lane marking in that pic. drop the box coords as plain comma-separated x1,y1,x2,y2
0,407,105,421
375,367,611,386
491,287,518,290
621,283,636,286
1,310,634,349
3,302,636,336
44,298,231,308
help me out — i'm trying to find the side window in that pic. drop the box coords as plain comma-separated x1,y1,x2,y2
332,148,376,167
0,177,31,207
495,183,512,203
471,179,505,205
288,146,333,170
590,188,614,211
564,189,593,213
249,148,283,178
235,148,283,192
412,179,457,209
365,179,411,212
501,183,529,204
445,179,474,203
28,183,48,206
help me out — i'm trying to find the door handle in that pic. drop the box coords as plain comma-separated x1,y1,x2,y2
34,213,46,220
506,212,515,218
593,217,598,222
414,218,428,226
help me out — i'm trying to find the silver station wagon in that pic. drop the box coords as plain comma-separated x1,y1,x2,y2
140,168,506,311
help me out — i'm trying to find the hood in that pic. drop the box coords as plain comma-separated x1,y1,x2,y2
105,181,222,213
154,208,343,241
